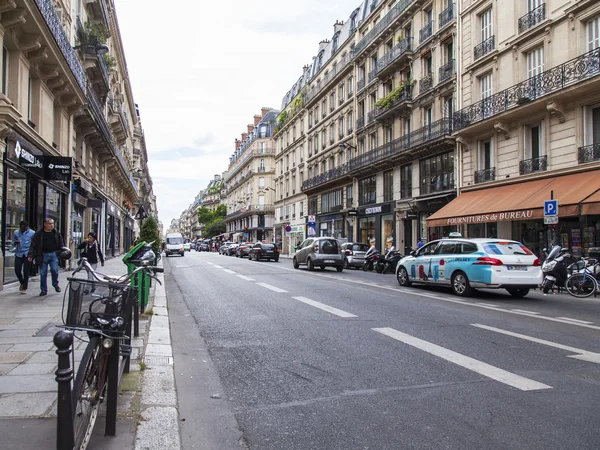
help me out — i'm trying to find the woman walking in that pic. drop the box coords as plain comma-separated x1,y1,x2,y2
78,232,104,293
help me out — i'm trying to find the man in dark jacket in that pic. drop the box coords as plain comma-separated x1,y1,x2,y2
28,218,65,296
78,232,104,293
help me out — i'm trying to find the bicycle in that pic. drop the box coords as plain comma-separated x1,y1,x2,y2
564,259,599,298
61,253,162,450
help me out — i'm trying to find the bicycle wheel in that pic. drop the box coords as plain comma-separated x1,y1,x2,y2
72,336,106,450
565,273,597,298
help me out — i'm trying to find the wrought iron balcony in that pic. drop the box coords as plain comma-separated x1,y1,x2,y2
401,179,412,198
301,163,351,191
356,116,365,131
454,48,600,131
439,4,455,29
86,88,114,148
374,86,413,122
474,167,495,183
519,155,547,175
376,38,413,76
474,35,495,60
419,21,433,44
368,67,378,83
224,204,275,221
82,46,109,90
439,60,455,83
367,108,378,125
353,0,414,57
578,143,600,164
419,74,434,94
518,4,545,33
304,52,353,104
34,0,86,92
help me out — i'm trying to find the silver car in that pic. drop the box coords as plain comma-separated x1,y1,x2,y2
293,237,344,272
341,242,370,269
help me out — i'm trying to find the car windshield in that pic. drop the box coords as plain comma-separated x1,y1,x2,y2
320,239,339,254
482,241,533,256
167,237,183,244
262,244,275,249
352,244,369,252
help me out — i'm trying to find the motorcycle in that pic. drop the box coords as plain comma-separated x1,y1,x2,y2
541,244,575,294
362,246,381,271
376,247,402,274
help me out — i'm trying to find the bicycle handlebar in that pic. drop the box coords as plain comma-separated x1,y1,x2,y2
72,258,163,285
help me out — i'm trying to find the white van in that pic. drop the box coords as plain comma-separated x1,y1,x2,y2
165,232,185,257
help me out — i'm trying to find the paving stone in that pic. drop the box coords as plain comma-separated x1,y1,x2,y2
8,343,54,352
0,392,56,417
135,406,180,450
8,363,56,375
148,327,170,345
0,330,38,338
0,344,11,352
0,337,54,345
0,353,32,364
145,343,172,357
140,366,176,406
0,364,17,375
0,374,56,394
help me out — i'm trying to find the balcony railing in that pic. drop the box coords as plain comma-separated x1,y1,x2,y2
439,4,455,29
474,167,495,183
368,67,378,83
367,108,378,124
301,118,453,192
34,0,86,92
357,77,366,92
224,204,275,221
419,74,433,94
518,4,545,33
353,0,414,57
374,86,413,120
305,52,353,104
578,144,600,164
519,155,547,175
439,60,455,83
474,35,495,60
419,21,433,43
86,88,114,148
376,38,413,75
356,116,365,131
454,48,600,131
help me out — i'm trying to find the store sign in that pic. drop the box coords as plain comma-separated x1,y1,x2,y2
446,210,535,225
72,193,87,207
14,141,44,177
45,156,72,181
365,206,382,214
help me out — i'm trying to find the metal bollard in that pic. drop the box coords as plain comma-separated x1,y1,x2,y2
54,330,74,450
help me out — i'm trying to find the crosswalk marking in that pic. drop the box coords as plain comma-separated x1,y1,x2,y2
373,327,552,391
292,296,358,318
472,324,600,364
256,283,288,293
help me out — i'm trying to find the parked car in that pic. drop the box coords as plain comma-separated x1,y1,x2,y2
183,240,191,252
341,242,370,269
236,242,253,258
226,243,239,256
293,237,344,272
395,237,542,298
218,241,232,254
248,242,280,262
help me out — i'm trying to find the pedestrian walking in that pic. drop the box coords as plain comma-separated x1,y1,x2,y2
78,232,104,294
28,218,65,296
12,220,35,295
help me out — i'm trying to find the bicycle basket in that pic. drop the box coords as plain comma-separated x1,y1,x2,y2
63,278,134,332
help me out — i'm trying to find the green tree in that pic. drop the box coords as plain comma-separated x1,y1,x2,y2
203,218,226,238
139,215,161,255
197,206,214,225
214,204,227,217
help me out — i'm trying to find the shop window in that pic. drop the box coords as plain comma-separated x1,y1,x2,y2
419,152,454,195
308,196,318,215
321,189,343,213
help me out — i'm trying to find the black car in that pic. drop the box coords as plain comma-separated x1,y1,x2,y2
248,243,280,262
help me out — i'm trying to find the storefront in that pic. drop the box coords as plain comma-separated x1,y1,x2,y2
2,136,71,284
71,192,87,256
316,213,344,240
106,201,121,257
124,217,135,251
356,202,395,250
426,170,600,258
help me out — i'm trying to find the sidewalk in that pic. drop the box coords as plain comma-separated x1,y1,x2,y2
0,256,181,449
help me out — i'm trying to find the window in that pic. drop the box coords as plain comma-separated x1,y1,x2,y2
27,75,32,121
424,107,432,127
348,76,354,96
259,158,265,171
479,139,493,170
525,123,543,160
401,164,412,198
587,16,600,51
481,9,493,42
346,184,353,208
480,72,493,100
339,83,345,103
308,138,313,156
339,117,345,137
347,111,353,132
259,177,265,188
308,196,318,215
321,189,343,213
444,96,454,118
369,132,377,150
526,47,544,78
309,111,313,127
383,170,393,202
330,92,336,111
420,152,454,195
314,135,319,153
329,124,335,143
358,175,376,206
322,99,327,118
321,130,326,148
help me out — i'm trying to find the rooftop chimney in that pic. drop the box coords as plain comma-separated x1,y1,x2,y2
254,114,262,126
333,20,344,33
318,39,330,53
235,139,241,150
242,133,248,141
261,107,271,118
247,124,254,134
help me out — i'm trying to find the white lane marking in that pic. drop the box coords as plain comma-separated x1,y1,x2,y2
223,269,236,274
556,317,594,325
293,296,358,318
214,265,224,269
472,324,600,364
237,275,255,281
256,283,288,293
175,265,190,268
206,262,215,265
511,309,541,315
373,327,552,391
476,303,500,307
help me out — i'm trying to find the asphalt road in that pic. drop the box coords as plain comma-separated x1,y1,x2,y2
164,250,600,450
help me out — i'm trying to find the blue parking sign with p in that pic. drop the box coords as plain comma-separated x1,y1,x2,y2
544,200,558,216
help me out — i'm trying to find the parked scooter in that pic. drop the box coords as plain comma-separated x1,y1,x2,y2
541,244,575,293
362,246,381,271
376,247,402,274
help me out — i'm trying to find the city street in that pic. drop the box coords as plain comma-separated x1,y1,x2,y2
165,250,600,450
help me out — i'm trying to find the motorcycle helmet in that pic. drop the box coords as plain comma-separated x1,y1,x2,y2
59,247,72,260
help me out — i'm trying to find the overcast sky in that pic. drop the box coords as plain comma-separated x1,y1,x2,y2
115,0,359,229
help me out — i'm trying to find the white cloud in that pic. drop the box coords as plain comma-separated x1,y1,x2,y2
116,0,360,226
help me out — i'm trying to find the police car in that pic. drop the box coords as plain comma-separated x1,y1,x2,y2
396,234,542,298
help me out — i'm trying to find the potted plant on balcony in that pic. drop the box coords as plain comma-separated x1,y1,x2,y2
77,20,109,47
103,54,116,72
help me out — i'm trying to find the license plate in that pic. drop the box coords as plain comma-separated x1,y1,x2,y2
325,260,335,263
507,266,527,271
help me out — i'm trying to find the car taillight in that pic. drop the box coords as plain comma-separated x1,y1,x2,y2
346,250,353,255
533,258,541,266
473,257,503,266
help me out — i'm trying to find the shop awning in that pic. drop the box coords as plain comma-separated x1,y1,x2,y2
426,170,600,227
582,189,600,215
